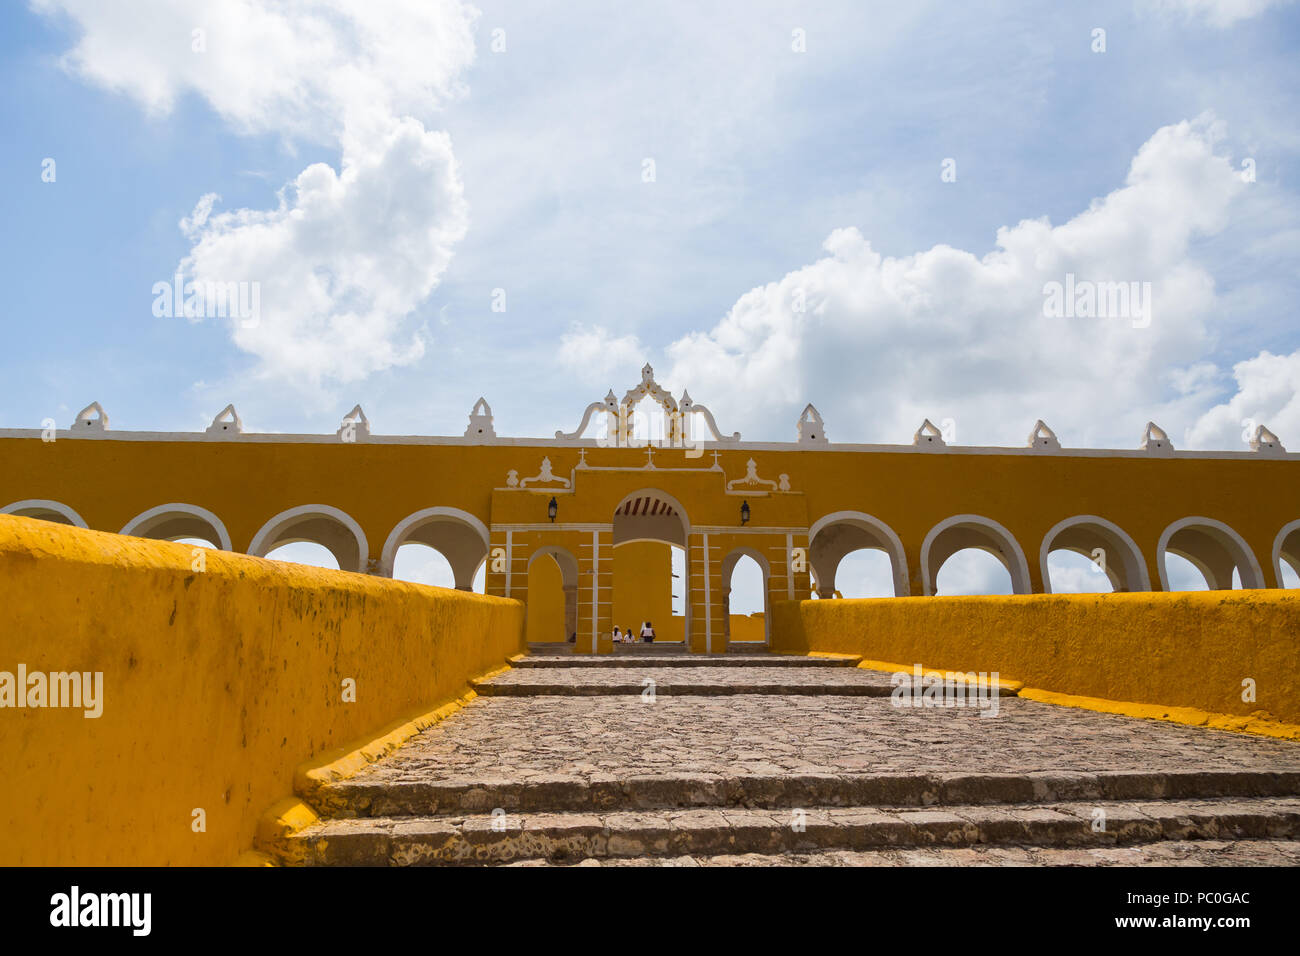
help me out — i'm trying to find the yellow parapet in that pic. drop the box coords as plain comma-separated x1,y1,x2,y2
0,515,525,866
772,590,1300,728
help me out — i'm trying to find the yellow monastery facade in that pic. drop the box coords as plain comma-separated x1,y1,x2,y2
2,365,1298,654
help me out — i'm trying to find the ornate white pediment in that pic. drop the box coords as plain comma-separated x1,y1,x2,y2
517,456,571,489
726,458,790,493
556,364,740,447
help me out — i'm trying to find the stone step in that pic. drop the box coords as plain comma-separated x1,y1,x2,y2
503,838,1300,867
278,797,1300,866
472,665,902,697
308,768,1300,819
510,653,858,669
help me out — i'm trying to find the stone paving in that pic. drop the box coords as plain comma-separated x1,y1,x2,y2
508,839,1300,867
473,664,898,695
352,695,1300,786
277,651,1300,866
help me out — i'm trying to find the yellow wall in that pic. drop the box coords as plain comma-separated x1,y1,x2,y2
525,552,567,642
729,613,766,643
612,540,676,641
0,515,525,866
772,591,1300,724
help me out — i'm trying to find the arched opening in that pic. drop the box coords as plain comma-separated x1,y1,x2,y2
526,547,579,645
721,549,769,645
392,544,456,588
263,542,341,570
1039,516,1148,594
808,511,909,598
934,549,1015,595
1273,520,1300,588
1157,517,1264,591
119,503,231,551
611,490,689,646
248,504,368,573
381,507,489,591
1,499,87,528
922,515,1031,596
822,549,897,598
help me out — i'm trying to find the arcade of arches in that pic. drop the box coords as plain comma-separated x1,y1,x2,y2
2,365,1298,653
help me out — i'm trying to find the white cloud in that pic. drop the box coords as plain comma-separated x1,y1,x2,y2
1186,348,1300,450
661,115,1252,448
1143,0,1296,28
182,116,467,385
556,324,647,386
31,0,476,140
35,0,479,389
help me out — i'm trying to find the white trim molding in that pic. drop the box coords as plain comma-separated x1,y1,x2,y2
380,506,491,577
920,514,1032,596
808,510,911,597
1038,514,1150,594
1270,519,1300,587
1156,515,1265,591
119,503,233,551
1,499,88,528
248,504,369,573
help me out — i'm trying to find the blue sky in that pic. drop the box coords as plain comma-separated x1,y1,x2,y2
2,0,1298,592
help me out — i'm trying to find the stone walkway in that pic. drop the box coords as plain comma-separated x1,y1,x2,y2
270,651,1300,866
349,695,1300,784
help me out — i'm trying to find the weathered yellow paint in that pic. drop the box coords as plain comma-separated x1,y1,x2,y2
0,515,525,866
772,590,1300,726
1018,687,1300,741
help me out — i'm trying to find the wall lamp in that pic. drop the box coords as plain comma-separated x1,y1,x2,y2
740,500,750,525
548,496,558,522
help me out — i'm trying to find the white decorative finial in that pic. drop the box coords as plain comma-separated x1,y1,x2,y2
465,397,496,441
1249,424,1286,456
338,404,370,441
797,404,828,445
1141,421,1174,456
206,404,243,436
72,402,108,432
1027,420,1059,452
913,419,946,450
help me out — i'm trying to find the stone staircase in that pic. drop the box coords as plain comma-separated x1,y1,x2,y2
264,651,1300,866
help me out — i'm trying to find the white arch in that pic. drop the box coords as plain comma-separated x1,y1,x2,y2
248,504,369,573
1038,514,1150,594
380,506,491,578
721,546,772,645
1,499,88,528
1273,519,1300,588
528,545,580,587
119,503,232,551
808,510,910,597
613,488,692,531
921,514,1032,596
1157,516,1265,591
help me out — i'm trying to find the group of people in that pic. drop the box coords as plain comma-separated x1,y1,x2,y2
614,622,656,643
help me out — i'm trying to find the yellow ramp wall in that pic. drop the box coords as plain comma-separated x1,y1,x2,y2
0,515,525,866
772,591,1300,724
